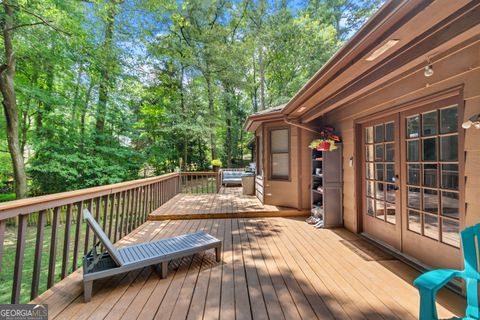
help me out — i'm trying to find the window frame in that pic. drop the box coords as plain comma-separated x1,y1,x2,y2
268,127,290,181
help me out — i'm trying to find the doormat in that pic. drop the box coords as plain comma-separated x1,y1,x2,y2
339,239,397,262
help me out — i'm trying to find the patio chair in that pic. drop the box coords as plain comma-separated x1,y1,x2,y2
82,209,222,302
414,223,479,320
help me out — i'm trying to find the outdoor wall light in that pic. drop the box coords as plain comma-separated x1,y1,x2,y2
424,63,434,77
462,113,480,129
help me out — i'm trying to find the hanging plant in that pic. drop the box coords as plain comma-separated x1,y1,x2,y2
308,126,341,151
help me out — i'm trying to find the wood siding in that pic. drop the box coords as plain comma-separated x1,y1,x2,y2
324,39,480,234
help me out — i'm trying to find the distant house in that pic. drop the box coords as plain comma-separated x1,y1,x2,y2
245,1,480,271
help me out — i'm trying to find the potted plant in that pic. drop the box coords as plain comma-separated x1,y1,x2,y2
309,126,341,151
211,159,222,172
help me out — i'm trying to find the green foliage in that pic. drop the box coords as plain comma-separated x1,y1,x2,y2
0,0,381,197
211,159,222,167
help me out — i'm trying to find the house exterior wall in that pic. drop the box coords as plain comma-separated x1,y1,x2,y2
323,39,480,234
254,121,313,209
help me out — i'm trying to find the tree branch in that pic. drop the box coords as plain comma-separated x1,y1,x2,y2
6,3,71,36
6,21,53,31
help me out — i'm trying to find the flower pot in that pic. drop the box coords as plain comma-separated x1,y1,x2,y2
213,165,220,172
316,141,331,151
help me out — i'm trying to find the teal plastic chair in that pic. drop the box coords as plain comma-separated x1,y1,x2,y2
414,223,480,320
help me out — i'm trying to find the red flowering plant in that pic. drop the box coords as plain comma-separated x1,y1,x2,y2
308,126,341,151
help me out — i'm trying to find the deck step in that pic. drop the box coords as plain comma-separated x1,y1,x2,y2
148,210,310,221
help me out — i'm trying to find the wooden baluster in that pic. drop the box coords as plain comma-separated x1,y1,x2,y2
61,204,72,279
130,188,136,230
12,214,27,303
114,192,121,243
31,210,46,300
108,193,115,239
93,197,101,245
102,195,109,232
119,191,126,239
47,207,60,288
72,202,83,271
142,186,147,223
0,220,6,275
136,187,141,228
125,189,131,234
84,199,93,255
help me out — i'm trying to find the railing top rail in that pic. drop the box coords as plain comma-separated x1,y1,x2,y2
180,171,218,176
0,172,179,219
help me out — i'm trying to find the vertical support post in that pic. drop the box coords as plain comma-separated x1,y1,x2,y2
0,220,6,275
12,214,27,304
31,210,46,300
61,204,72,279
84,199,93,255
47,207,60,288
72,202,83,271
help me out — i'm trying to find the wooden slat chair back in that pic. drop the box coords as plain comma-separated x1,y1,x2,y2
414,223,480,320
83,209,124,266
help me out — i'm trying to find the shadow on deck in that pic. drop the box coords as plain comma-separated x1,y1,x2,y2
148,187,309,220
31,217,466,320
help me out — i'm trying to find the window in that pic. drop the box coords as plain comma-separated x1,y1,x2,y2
270,128,290,180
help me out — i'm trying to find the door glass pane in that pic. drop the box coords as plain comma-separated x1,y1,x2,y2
423,189,438,214
366,145,374,161
440,107,458,134
422,138,437,161
385,122,394,141
423,164,437,188
441,191,459,219
386,202,396,224
375,200,385,220
386,164,395,183
375,125,384,142
407,164,420,185
386,184,396,203
385,143,394,161
407,115,420,138
408,210,421,234
440,135,458,161
408,187,420,209
367,197,374,216
441,164,458,190
442,219,460,247
366,181,374,197
366,163,374,179
422,111,437,136
375,144,384,161
365,127,373,143
375,163,384,181
376,182,385,200
424,214,439,240
407,140,419,162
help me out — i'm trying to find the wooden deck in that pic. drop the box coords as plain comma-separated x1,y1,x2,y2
148,187,309,220
32,217,465,320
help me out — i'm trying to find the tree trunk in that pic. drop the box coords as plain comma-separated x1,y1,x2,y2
204,63,217,160
81,80,94,150
95,1,117,144
71,61,84,124
0,2,27,199
258,46,266,111
180,65,188,170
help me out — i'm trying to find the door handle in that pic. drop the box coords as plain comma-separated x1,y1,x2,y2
394,174,399,190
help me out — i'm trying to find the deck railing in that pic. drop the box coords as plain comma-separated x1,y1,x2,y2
179,172,220,194
0,172,180,304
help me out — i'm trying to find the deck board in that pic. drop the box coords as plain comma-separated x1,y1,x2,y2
148,187,309,220
33,217,466,320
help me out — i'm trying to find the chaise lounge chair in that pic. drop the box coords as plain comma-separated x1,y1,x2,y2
82,209,222,302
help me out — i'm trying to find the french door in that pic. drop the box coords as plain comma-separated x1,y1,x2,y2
361,97,463,269
362,114,402,250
